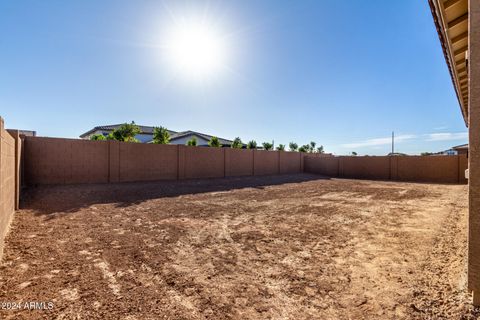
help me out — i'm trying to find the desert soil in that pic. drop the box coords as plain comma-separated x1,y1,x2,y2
0,174,477,319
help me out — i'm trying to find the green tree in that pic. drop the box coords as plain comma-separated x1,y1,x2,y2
247,140,257,149
309,141,316,153
289,142,298,152
231,137,243,148
107,122,140,142
317,145,324,154
351,151,358,156
186,137,197,146
421,152,433,156
262,142,273,151
276,144,285,151
298,144,310,153
90,134,106,141
153,126,170,144
208,136,222,147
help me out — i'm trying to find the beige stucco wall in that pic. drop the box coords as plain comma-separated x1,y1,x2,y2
469,0,480,296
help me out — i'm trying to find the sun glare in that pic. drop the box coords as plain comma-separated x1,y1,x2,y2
164,21,228,81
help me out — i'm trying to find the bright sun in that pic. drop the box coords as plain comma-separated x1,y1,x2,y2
164,21,228,81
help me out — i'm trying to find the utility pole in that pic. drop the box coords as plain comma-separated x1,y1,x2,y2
391,131,395,155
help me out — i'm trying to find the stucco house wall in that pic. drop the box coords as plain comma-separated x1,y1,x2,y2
169,135,210,146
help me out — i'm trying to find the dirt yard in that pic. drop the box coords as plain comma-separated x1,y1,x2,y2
0,174,477,319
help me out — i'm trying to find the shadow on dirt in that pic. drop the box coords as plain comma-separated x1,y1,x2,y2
21,173,331,217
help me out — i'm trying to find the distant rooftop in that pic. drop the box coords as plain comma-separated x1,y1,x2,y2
168,130,234,145
452,143,468,150
79,124,177,138
80,124,234,145
7,129,36,137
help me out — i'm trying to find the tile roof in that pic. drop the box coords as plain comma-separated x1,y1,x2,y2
79,124,176,138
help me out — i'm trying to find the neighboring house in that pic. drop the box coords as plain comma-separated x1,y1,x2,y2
19,130,36,137
80,124,177,143
387,152,408,156
439,149,457,156
80,124,235,146
435,144,468,156
452,143,468,156
6,129,36,137
153,130,234,147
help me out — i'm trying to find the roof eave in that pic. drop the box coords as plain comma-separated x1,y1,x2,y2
428,0,469,126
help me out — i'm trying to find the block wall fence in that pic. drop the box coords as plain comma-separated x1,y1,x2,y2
23,136,308,185
304,154,468,184
22,136,468,186
0,117,21,259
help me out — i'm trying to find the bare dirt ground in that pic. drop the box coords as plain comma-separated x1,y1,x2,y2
0,174,477,319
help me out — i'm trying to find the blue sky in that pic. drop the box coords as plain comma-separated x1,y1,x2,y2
0,0,468,155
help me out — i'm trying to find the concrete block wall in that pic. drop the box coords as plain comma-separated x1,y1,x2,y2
23,137,306,186
6,130,21,209
340,156,391,180
0,118,19,260
108,140,120,183
225,148,254,177
279,151,302,174
23,136,469,186
253,150,279,176
304,154,468,184
459,153,468,184
394,155,462,183
118,142,178,182
304,156,339,177
182,146,225,179
24,137,110,185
